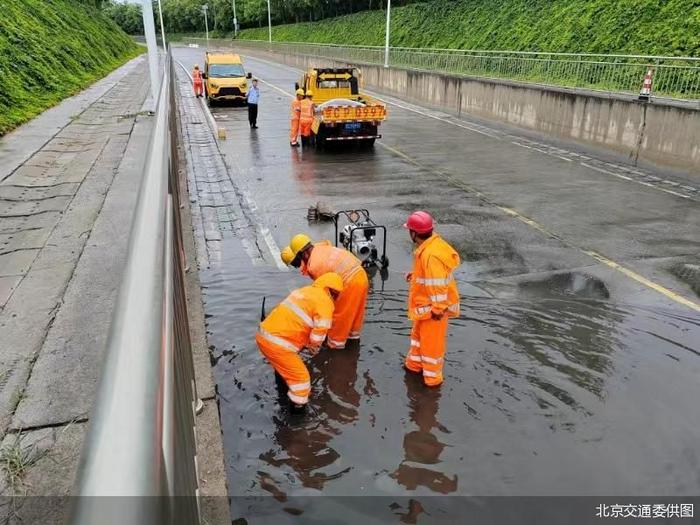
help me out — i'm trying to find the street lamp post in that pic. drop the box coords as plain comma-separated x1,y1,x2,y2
141,0,160,107
267,0,272,44
384,0,391,68
157,0,166,50
202,4,210,49
232,0,238,37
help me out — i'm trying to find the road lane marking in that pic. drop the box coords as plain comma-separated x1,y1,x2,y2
364,91,501,139
256,77,293,99
241,57,700,309
243,54,699,202
583,251,700,313
175,57,288,271
581,163,691,200
379,142,700,313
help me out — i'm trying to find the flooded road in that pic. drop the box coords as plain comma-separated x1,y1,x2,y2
174,47,700,522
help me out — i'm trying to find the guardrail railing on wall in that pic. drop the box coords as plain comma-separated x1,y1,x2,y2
69,48,200,525
212,39,700,100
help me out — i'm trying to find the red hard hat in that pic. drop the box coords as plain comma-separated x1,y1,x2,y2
403,211,434,234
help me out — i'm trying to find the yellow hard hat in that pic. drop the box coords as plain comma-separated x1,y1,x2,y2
280,246,294,266
313,272,344,293
306,90,314,97
289,234,312,256
295,88,305,96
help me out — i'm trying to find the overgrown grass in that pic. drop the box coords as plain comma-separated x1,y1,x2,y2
0,431,49,493
0,0,142,135
238,0,700,56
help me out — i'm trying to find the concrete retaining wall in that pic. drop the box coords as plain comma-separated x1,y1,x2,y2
243,48,700,173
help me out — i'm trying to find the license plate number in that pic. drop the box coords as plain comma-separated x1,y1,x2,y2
344,123,362,131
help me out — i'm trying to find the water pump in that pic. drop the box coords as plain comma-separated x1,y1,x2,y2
334,210,389,279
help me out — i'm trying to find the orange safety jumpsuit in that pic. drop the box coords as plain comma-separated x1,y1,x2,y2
256,282,334,405
290,98,302,145
405,234,460,386
192,68,203,97
301,241,368,349
299,98,315,138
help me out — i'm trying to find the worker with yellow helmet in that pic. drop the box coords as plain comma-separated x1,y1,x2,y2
257,272,344,411
289,88,305,147
281,233,369,350
299,90,315,146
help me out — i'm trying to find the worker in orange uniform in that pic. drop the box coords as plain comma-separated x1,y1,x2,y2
256,273,344,411
299,90,315,146
290,88,304,147
282,234,369,350
403,211,460,387
192,65,204,98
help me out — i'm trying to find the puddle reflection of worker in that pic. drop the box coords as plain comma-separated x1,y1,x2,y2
259,414,348,491
391,374,458,494
260,347,360,491
290,146,316,195
314,344,361,425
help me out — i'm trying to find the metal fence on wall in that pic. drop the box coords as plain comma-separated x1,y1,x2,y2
69,48,200,525
223,39,700,100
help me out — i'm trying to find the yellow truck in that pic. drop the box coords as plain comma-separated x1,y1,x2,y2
203,52,248,105
296,67,387,148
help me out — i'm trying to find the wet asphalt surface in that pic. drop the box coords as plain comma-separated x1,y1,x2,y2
174,48,700,523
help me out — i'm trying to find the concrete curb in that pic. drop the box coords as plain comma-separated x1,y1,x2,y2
175,60,227,140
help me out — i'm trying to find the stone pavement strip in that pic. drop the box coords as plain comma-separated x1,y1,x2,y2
0,54,150,519
0,53,227,524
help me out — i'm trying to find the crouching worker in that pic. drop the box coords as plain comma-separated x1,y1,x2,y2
256,273,344,411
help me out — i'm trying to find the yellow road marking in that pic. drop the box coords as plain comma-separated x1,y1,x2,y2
256,77,294,99
239,64,700,312
584,251,700,312
379,143,700,313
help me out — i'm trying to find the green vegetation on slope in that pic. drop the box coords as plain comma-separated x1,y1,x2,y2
238,0,700,56
0,0,141,135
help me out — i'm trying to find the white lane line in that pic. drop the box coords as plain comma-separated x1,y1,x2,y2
239,187,288,271
244,53,697,201
244,54,500,139
175,55,288,271
365,91,501,139
582,163,691,199
256,77,293,99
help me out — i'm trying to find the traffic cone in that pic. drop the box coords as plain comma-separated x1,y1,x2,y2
639,68,654,101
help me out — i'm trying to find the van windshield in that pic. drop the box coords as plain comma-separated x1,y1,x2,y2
209,64,245,78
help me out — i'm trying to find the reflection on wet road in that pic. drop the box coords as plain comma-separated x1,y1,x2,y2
204,251,700,521
173,47,700,522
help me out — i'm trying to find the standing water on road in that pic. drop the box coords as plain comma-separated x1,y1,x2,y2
203,241,700,523
171,47,700,523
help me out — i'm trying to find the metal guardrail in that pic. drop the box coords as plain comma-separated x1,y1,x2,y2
69,48,200,525
222,39,700,100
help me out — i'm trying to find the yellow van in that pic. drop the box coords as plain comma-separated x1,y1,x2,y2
203,52,248,105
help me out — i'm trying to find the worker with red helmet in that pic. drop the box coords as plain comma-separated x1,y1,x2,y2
403,211,460,386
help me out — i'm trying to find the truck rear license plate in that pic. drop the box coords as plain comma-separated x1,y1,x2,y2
344,123,362,131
